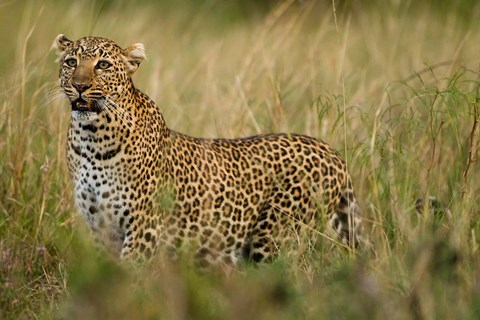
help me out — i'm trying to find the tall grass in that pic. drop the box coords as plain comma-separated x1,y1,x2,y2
1,0,480,318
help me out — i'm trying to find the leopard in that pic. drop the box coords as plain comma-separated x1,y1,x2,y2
53,34,367,266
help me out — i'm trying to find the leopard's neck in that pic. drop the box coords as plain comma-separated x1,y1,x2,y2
67,86,170,170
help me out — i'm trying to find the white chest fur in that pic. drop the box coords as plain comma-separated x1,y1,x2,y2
68,119,130,253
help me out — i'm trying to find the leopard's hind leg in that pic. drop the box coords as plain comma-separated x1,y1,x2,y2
329,188,366,249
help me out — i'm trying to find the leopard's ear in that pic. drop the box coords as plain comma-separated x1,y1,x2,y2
52,34,73,61
122,43,145,74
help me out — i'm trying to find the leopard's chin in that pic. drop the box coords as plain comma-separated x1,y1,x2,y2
71,110,99,122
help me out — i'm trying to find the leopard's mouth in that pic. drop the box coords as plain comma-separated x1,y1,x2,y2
71,98,100,113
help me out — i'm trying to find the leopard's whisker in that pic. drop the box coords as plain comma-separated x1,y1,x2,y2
101,99,126,123
103,96,135,128
95,100,114,121
43,87,67,106
97,99,134,129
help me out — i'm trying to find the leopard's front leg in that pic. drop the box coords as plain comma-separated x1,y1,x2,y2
120,211,160,262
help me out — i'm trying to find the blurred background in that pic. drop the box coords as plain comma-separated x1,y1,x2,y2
1,0,480,319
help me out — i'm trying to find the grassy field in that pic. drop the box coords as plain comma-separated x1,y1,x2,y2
2,0,480,318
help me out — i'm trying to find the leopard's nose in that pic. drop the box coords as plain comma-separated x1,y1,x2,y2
73,82,91,93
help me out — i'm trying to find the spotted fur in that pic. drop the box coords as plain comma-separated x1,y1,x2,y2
54,35,367,265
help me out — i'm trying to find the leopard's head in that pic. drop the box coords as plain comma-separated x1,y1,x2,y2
53,34,145,119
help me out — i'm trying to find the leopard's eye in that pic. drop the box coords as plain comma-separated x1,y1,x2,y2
65,58,77,68
96,60,111,70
